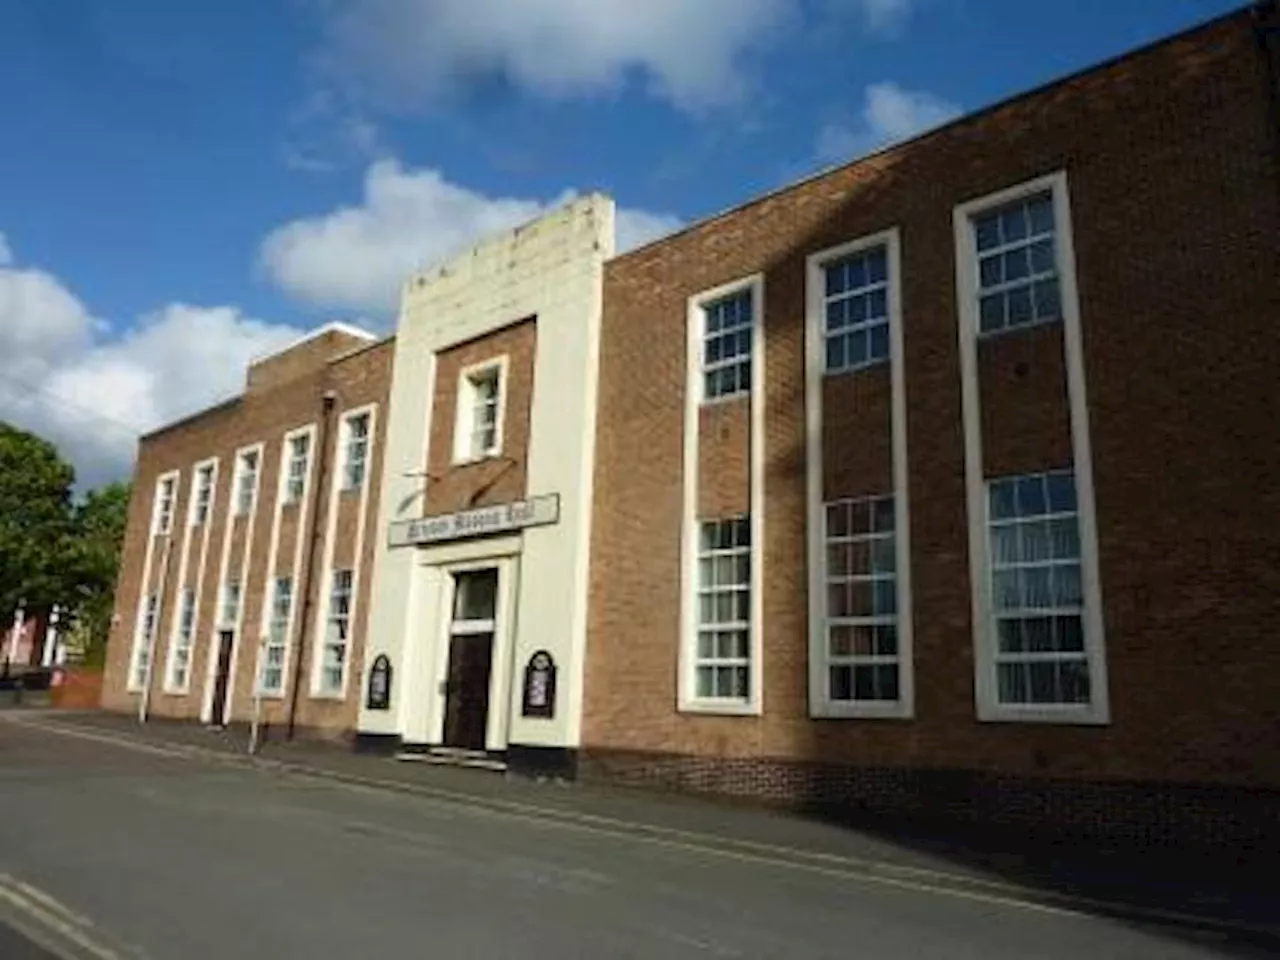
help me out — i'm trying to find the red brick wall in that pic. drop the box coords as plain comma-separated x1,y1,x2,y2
584,12,1280,789
424,318,537,516
104,336,394,739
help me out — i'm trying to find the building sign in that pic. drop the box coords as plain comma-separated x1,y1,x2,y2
521,650,557,719
366,654,392,710
388,495,560,549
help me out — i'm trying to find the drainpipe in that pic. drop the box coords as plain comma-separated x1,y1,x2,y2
285,389,337,741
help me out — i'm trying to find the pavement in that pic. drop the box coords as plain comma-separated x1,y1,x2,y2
0,709,1275,959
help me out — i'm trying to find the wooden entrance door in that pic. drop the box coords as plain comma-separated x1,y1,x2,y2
441,569,498,751
210,630,234,727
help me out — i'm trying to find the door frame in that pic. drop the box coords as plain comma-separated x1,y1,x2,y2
428,555,520,752
208,629,236,726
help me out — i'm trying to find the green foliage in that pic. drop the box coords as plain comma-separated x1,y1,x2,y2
0,423,76,619
67,482,131,661
0,423,131,664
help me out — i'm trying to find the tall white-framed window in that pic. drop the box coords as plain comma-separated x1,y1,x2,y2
341,411,372,491
691,517,752,702
823,495,904,706
453,358,507,463
283,434,311,505
165,588,196,691
700,287,754,401
234,449,260,517
190,462,215,526
218,581,241,630
258,577,292,695
820,243,891,373
954,171,1109,725
985,470,1092,707
317,569,353,695
153,473,178,535
970,190,1061,336
129,593,159,691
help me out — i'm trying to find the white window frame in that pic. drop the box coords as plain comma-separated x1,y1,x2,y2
954,171,1109,725
128,593,159,692
256,576,293,697
189,459,217,527
452,357,509,464
805,228,914,719
282,431,312,506
314,568,354,697
164,587,197,693
691,517,753,702
234,448,260,517
679,274,766,716
218,580,241,631
698,286,755,403
152,471,179,535
818,241,893,375
340,408,374,492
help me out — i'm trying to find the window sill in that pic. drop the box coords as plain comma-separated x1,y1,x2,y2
700,391,750,408
823,355,890,378
253,690,286,701
976,315,1062,342
309,689,347,702
339,484,363,496
811,700,913,721
678,698,760,717
977,701,1109,726
451,452,503,468
161,685,191,697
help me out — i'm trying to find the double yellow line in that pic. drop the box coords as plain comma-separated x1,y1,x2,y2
0,874,125,960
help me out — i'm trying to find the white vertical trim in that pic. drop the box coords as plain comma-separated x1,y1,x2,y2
201,443,263,722
128,469,179,692
164,456,218,695
310,403,379,699
678,273,765,716
953,170,1110,725
804,229,915,719
255,423,317,698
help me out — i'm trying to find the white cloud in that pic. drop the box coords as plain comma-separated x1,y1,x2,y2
0,243,303,488
260,159,682,314
318,0,793,111
857,0,913,33
816,81,960,164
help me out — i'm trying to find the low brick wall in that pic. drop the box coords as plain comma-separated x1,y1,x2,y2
580,748,1280,854
51,668,104,710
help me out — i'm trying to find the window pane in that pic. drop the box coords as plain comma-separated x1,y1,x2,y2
876,624,898,656
979,294,1005,332
991,524,1020,564
1060,659,1092,703
870,536,896,574
989,480,1017,520
1049,517,1080,559
875,665,899,702
998,662,1028,703
979,255,1002,288
829,626,855,657
1052,563,1083,606
1021,520,1051,562
1007,286,1033,325
1000,204,1028,242
1030,239,1055,274
830,666,853,701
1056,615,1084,652
1016,475,1047,516
993,570,1020,610
826,335,847,371
868,323,889,362
1023,567,1052,607
848,329,869,367
1034,279,1061,320
1003,247,1030,281
997,618,1024,653
1028,195,1055,234
1046,472,1077,512
974,214,1001,251
454,569,498,620
872,497,895,533
1024,616,1054,652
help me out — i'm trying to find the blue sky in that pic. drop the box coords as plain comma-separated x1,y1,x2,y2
0,0,1241,485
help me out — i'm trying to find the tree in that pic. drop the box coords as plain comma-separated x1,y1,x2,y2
0,423,76,621
66,482,131,665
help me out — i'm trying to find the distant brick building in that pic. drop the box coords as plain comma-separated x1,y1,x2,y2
102,8,1280,843
102,323,393,739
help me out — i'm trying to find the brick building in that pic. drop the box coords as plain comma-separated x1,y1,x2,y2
582,6,1280,844
102,8,1280,841
102,323,393,739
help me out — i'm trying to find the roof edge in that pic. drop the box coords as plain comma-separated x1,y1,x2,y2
609,5,1250,265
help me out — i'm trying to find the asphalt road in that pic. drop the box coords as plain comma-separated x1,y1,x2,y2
0,720,1270,960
